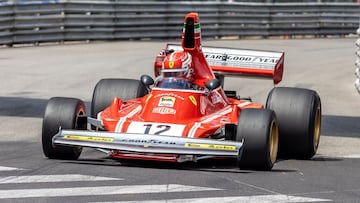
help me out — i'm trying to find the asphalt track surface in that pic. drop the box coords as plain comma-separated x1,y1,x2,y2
0,38,360,202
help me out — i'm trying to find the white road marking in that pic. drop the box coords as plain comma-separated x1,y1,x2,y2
0,166,23,171
316,154,360,159
0,184,220,199
0,167,332,202
342,154,360,158
0,174,121,184
93,195,331,203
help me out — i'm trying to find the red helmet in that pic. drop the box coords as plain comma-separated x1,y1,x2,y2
162,52,192,79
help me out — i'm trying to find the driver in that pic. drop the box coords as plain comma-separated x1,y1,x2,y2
162,51,193,80
156,51,197,90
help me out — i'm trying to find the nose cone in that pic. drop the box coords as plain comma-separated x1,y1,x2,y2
141,89,202,123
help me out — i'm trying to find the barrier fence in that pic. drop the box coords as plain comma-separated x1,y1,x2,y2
0,1,360,45
356,26,360,93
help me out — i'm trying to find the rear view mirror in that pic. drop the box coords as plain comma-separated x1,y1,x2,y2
140,75,154,87
205,79,221,92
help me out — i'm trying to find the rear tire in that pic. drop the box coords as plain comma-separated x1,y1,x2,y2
266,87,321,159
42,97,85,160
91,79,147,118
236,108,279,171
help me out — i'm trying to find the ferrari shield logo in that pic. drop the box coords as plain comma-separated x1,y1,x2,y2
189,95,197,106
169,61,174,68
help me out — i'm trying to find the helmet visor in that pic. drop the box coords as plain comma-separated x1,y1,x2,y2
162,69,187,78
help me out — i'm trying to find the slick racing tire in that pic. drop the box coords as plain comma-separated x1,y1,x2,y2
91,79,147,119
236,108,279,171
266,87,321,159
42,97,85,160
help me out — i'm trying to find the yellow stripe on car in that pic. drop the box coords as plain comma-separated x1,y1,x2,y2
185,143,236,151
64,135,114,142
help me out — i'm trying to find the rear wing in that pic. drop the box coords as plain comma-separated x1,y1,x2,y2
161,44,284,85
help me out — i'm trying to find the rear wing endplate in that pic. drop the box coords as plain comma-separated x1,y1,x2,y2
166,44,284,85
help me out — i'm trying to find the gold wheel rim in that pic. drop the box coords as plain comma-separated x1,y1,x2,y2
269,120,279,164
313,103,321,151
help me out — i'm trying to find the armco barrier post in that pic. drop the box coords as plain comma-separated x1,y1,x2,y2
356,25,360,94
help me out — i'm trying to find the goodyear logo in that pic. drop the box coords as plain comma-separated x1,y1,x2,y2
169,61,174,69
189,95,197,106
205,54,278,65
64,135,114,143
185,143,236,151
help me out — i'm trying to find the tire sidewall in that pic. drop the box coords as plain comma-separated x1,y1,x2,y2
236,108,278,170
266,87,321,158
42,97,85,159
91,79,147,118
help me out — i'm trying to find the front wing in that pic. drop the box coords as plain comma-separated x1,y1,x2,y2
53,129,243,157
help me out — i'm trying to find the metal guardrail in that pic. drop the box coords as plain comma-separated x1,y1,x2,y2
0,1,360,46
355,25,360,93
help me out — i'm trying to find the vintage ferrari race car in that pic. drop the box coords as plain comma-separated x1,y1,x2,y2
42,13,321,170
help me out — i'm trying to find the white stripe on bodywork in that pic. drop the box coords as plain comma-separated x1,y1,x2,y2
115,117,127,133
237,101,252,108
201,106,232,124
96,111,102,120
188,122,201,138
188,106,233,138
97,111,104,127
167,52,174,61
187,102,251,138
115,105,142,133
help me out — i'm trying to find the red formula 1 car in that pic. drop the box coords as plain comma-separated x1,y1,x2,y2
42,13,321,170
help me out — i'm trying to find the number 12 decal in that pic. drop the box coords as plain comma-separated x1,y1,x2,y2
127,121,186,137
143,124,171,135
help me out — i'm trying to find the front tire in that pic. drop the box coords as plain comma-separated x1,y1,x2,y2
266,87,321,159
91,78,147,119
236,108,279,171
42,97,85,160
